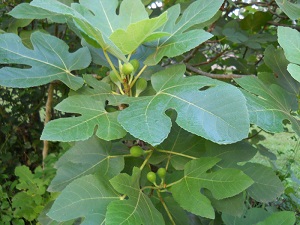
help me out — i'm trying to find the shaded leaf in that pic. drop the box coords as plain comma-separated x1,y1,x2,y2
0,32,91,90
240,163,284,202
118,64,249,146
47,174,120,224
48,136,125,192
205,191,245,217
263,46,300,98
106,167,165,225
235,76,300,136
144,0,224,65
156,122,205,170
171,157,253,219
204,141,257,168
222,208,270,225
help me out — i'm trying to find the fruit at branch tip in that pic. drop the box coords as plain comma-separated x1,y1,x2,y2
157,168,166,179
122,62,134,75
130,146,144,157
147,172,157,183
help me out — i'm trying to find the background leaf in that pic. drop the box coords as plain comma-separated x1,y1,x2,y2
278,26,300,83
48,136,125,192
0,32,91,90
47,174,120,224
275,0,300,20
106,167,165,225
257,211,296,225
118,64,249,145
240,163,284,202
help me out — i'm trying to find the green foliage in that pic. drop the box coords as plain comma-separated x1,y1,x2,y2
0,0,299,224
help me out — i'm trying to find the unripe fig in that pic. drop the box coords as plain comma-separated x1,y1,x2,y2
130,146,144,157
122,62,134,75
129,59,140,72
147,172,157,183
157,168,166,179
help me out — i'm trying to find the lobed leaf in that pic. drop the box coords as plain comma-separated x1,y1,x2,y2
47,174,120,224
171,157,253,219
0,32,91,90
144,0,224,65
118,64,250,146
48,137,125,192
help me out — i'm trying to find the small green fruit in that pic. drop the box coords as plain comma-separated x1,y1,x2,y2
130,146,144,157
157,168,166,179
108,71,120,84
147,172,157,183
130,59,140,72
122,62,134,75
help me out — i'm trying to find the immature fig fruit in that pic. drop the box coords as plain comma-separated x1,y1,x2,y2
157,168,166,179
147,172,157,184
108,70,120,84
130,146,144,157
122,62,134,75
129,59,140,72
135,78,147,97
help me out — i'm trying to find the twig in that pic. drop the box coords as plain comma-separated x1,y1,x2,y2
186,64,255,79
42,82,54,169
267,21,300,32
192,50,228,66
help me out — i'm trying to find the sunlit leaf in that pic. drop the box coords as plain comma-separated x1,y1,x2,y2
118,64,249,145
171,157,253,219
278,26,300,83
275,0,300,20
145,0,224,65
0,32,90,90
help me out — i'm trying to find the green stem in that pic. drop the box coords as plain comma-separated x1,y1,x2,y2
157,149,197,160
129,65,148,88
103,50,123,83
157,191,176,225
140,150,153,170
165,178,183,188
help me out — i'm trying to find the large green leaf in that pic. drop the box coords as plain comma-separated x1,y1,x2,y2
145,0,224,65
41,94,126,142
171,157,253,219
106,167,165,225
47,174,120,225
118,64,250,146
257,211,296,225
235,76,300,136
275,0,300,20
278,26,300,83
240,163,284,203
0,31,91,90
48,137,125,192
